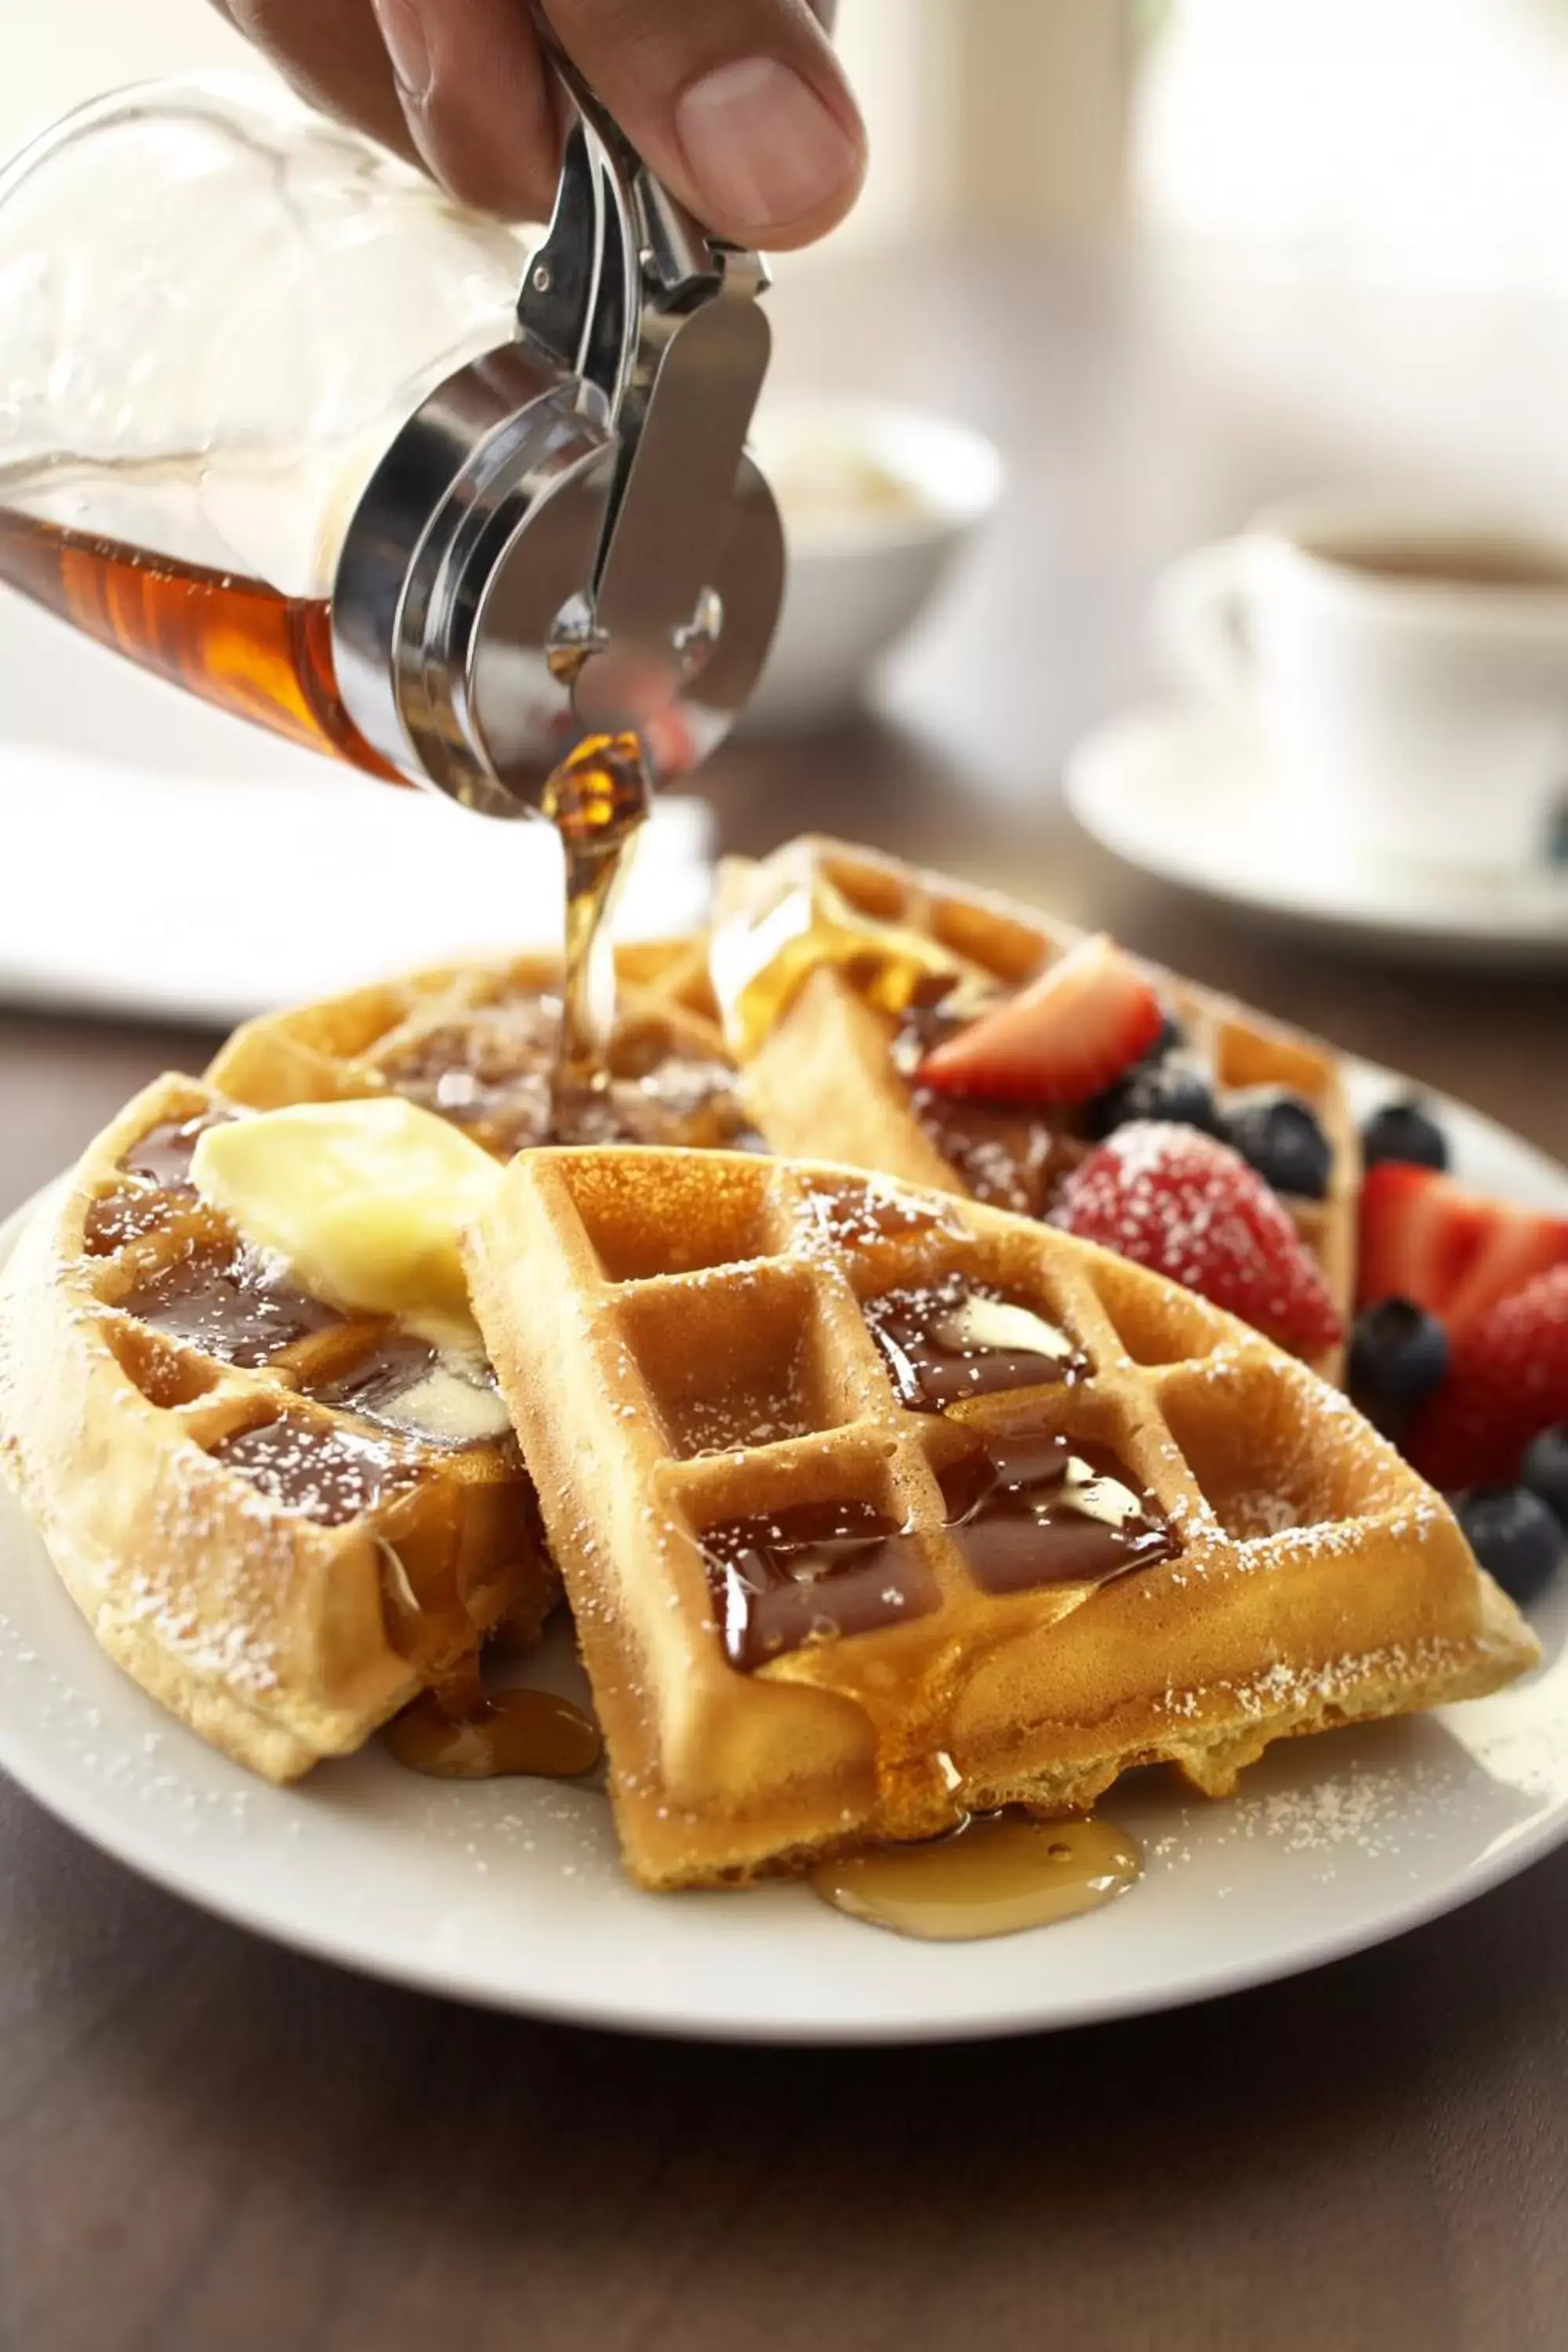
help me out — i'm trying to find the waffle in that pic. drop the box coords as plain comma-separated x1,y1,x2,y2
0,1073,554,1781
710,838,1359,1383
207,938,755,1153
464,1145,1534,1890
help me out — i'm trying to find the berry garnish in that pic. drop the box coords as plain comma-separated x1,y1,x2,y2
1452,1486,1564,1606
1357,1163,1568,1342
1406,1264,1568,1488
1225,1087,1333,1201
1347,1298,1449,1442
1522,1423,1568,1530
1362,1096,1449,1172
916,935,1163,1108
1083,1058,1220,1142
1146,1012,1188,1062
1053,1121,1343,1356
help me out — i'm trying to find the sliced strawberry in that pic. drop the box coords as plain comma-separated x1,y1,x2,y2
916,935,1163,1108
1054,1121,1342,1357
1406,1265,1568,1489
1358,1163,1568,1342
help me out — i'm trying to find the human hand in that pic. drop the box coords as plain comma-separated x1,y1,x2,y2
214,0,866,246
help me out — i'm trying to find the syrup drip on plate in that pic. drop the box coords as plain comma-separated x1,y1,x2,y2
811,1811,1141,1940
541,731,650,1094
386,1657,603,1780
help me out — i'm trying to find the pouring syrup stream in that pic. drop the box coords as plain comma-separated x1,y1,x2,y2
540,730,652,1098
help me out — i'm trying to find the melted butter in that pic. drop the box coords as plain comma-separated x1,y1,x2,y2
387,1357,513,1444
935,1294,1075,1363
1058,1457,1147,1530
811,1813,1140,1940
191,1097,500,1335
387,1679,602,1780
710,863,993,1059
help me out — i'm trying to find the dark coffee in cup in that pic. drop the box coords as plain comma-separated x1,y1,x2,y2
1323,540,1568,593
1155,490,1568,870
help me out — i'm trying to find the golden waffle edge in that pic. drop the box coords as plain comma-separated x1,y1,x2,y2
207,938,733,1145
710,837,1360,1385
464,1145,1534,1892
0,1073,553,1781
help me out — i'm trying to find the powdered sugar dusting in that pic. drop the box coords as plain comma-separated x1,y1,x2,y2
1156,1637,1461,1727
1054,1121,1341,1355
791,1175,966,1261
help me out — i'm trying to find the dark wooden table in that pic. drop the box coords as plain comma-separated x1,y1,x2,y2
2,242,1566,2352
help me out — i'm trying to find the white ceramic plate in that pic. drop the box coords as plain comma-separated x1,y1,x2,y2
2,1065,1566,2043
1065,699,1568,970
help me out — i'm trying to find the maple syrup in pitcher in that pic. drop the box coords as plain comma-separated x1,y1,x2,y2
0,510,652,1098
0,79,777,1110
0,514,403,781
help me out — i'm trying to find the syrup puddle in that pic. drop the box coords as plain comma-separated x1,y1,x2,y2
810,1812,1141,1940
386,1682,602,1781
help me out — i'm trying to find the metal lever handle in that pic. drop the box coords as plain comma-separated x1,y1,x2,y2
524,8,717,303
517,14,778,753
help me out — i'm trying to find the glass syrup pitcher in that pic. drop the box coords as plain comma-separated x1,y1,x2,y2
0,63,784,822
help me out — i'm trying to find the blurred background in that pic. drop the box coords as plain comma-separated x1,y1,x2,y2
2,0,1566,1024
17,0,1568,286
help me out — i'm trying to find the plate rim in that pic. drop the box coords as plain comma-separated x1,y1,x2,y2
2,1069,1567,2043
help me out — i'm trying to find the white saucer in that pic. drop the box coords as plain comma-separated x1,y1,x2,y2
1065,700,1568,969
2,1064,1567,2042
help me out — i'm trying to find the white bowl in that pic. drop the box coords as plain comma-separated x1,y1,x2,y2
742,397,1004,733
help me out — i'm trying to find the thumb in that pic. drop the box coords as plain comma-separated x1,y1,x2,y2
546,0,866,250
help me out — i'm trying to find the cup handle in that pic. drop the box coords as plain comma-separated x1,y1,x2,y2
1152,540,1253,709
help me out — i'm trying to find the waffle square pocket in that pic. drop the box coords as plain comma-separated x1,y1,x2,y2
465,1149,1534,1890
0,1075,553,1780
711,837,1359,1383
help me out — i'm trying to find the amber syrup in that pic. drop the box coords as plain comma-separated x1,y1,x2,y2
1,513,657,1102
0,511,404,781
539,730,651,1094
387,1657,603,1782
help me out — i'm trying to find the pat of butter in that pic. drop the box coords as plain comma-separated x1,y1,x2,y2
191,1098,501,1334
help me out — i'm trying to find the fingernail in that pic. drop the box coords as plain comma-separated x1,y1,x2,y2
372,0,434,102
676,56,860,233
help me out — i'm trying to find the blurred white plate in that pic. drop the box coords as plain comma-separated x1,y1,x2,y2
0,595,712,1026
743,397,1003,733
1065,699,1568,969
2,1064,1566,2042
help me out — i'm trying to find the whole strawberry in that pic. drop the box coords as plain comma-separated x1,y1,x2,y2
1406,1264,1568,1489
1053,1121,1343,1357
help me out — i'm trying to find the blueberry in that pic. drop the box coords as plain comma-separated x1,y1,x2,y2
1453,1485,1565,1606
1522,1423,1568,1529
1224,1087,1332,1200
1362,1096,1449,1172
1083,1058,1220,1142
1145,1011,1188,1062
1348,1298,1449,1440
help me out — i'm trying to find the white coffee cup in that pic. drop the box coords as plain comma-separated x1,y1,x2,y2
1154,490,1568,872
